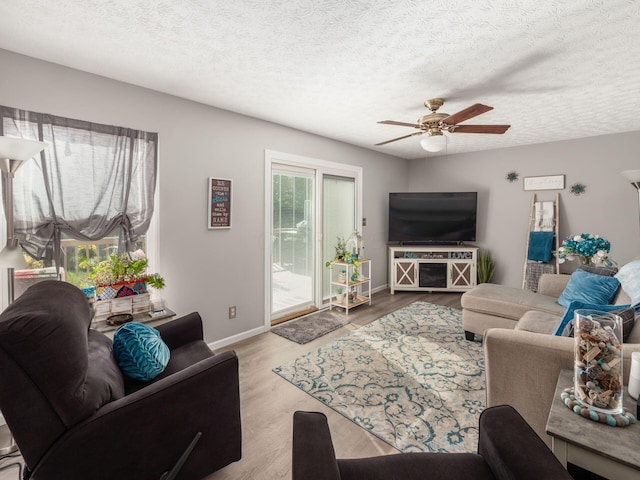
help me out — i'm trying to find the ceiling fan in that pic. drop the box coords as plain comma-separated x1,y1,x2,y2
375,98,510,152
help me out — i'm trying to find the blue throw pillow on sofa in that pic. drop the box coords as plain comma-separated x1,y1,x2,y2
557,269,620,308
113,322,170,382
553,301,631,336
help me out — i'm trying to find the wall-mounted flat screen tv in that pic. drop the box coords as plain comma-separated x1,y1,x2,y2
388,192,477,243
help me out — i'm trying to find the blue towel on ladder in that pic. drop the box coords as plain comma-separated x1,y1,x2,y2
527,231,554,263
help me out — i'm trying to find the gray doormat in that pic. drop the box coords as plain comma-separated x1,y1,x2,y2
271,310,347,344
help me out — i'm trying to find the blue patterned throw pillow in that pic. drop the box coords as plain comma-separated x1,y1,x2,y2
113,322,170,382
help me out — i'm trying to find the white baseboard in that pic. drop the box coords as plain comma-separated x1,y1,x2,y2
207,284,389,351
371,283,388,295
207,325,265,351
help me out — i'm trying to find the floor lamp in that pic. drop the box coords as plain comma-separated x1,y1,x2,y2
620,170,640,232
0,136,47,456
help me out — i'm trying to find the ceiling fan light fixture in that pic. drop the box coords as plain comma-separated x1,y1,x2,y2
420,133,447,152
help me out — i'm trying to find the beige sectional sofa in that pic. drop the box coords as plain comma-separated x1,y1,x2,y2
460,275,569,340
461,273,640,445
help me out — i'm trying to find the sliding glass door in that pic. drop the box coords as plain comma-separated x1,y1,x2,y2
265,151,362,326
322,175,355,301
271,166,315,316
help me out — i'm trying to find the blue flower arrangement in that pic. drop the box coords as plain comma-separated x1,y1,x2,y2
555,233,614,266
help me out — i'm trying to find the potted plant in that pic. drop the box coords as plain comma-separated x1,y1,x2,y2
555,233,615,266
335,286,345,303
325,236,347,266
477,250,496,284
88,250,165,300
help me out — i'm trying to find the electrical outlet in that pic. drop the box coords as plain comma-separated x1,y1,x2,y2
229,306,236,319
362,217,367,226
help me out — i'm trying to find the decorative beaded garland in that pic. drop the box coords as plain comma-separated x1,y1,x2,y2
561,387,636,427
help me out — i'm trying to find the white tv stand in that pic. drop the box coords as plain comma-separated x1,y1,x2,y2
389,245,478,294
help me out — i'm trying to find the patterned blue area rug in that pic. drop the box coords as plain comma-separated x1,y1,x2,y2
273,301,485,453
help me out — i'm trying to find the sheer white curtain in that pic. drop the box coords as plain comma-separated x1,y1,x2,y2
0,106,158,267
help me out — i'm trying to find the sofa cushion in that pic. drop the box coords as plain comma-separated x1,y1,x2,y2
615,260,640,306
461,283,565,321
557,269,620,308
552,301,632,337
515,311,559,335
87,330,125,401
563,306,636,340
580,265,618,277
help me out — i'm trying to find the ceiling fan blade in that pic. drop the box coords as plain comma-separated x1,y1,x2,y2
442,104,493,126
452,124,511,134
378,120,423,129
375,131,424,146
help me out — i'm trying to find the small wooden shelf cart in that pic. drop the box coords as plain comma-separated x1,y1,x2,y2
328,258,371,315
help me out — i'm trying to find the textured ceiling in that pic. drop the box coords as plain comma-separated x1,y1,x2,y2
0,1,639,159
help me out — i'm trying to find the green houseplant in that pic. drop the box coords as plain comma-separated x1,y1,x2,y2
477,250,496,284
326,236,361,281
325,236,347,266
335,286,345,303
88,251,165,296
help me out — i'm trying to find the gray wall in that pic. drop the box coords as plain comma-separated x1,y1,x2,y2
3,47,640,344
408,132,640,286
0,49,407,344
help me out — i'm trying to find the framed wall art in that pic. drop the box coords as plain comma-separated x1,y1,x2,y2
208,177,232,229
523,174,565,191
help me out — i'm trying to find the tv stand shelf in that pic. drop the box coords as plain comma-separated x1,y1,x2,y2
389,245,478,294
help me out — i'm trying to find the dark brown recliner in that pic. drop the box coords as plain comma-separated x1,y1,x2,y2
0,280,241,480
292,405,573,480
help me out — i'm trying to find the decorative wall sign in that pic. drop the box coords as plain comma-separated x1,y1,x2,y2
523,174,565,191
208,178,232,229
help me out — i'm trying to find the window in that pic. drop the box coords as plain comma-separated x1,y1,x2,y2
0,106,158,298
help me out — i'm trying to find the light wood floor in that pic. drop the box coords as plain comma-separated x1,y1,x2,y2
207,290,463,480
0,290,462,480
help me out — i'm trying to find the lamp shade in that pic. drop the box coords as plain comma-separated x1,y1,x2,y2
620,169,640,184
0,136,47,178
0,136,47,270
0,136,48,163
0,244,25,268
420,134,448,153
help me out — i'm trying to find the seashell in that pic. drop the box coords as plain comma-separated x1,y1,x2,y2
579,339,591,351
580,319,595,332
599,375,621,393
588,390,610,408
593,327,610,342
586,364,606,380
603,326,620,344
